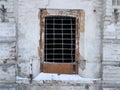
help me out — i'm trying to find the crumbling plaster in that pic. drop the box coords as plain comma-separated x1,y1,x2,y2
2,0,120,90
17,0,102,79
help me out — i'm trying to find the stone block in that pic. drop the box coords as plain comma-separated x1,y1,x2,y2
116,30,120,39
103,43,120,62
0,23,16,37
104,21,111,26
0,84,17,90
104,16,112,21
0,65,16,83
0,0,14,13
103,23,116,39
103,66,120,81
103,88,120,90
31,86,86,90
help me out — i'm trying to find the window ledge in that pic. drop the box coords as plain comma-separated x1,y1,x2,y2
33,73,101,85
16,73,101,85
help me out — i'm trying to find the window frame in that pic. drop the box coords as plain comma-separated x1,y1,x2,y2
39,9,85,74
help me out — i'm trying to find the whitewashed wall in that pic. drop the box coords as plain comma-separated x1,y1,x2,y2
17,0,102,79
102,0,120,89
1,0,120,90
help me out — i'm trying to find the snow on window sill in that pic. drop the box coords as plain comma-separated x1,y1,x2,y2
16,73,101,84
32,73,101,84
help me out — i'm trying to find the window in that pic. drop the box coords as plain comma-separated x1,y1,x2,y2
45,16,76,63
112,0,120,5
40,9,84,74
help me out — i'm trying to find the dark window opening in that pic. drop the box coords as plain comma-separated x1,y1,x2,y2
44,16,76,63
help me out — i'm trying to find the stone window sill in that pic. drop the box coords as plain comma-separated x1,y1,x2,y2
16,73,101,85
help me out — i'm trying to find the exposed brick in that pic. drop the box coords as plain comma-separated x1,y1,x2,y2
0,42,16,61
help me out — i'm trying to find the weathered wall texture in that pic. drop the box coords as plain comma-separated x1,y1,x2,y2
102,0,120,89
22,85,100,90
17,0,102,78
0,0,120,90
0,0,17,89
17,0,102,90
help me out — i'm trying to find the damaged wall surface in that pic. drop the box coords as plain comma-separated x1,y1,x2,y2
17,0,102,78
0,0,120,90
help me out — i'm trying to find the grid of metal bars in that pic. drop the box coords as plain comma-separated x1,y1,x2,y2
44,16,76,63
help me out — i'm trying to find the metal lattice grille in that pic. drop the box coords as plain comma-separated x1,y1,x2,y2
44,16,76,63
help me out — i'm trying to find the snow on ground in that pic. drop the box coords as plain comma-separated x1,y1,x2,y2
33,73,101,81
